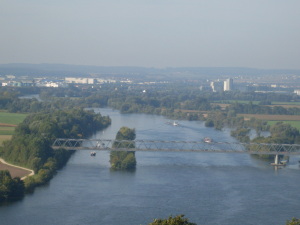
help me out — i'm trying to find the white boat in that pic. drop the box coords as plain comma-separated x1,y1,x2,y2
204,137,212,143
173,121,179,126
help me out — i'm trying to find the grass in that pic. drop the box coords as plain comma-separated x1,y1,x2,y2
0,112,27,125
237,113,300,130
0,135,12,146
213,100,260,104
0,127,15,135
239,114,300,121
267,121,300,130
0,112,27,137
214,100,300,107
272,101,300,105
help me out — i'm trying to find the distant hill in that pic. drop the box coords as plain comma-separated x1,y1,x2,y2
0,63,300,80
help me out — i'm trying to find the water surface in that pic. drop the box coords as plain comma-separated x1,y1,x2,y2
1,108,299,225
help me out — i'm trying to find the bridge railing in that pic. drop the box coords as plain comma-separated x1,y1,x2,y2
52,138,300,155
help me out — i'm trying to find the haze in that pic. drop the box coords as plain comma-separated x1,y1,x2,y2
1,0,300,69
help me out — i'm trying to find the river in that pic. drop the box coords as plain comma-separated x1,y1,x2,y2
1,108,300,225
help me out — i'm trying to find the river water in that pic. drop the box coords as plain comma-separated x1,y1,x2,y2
1,108,300,225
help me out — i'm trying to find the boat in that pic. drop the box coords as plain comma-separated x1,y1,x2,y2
279,160,288,165
90,151,96,156
173,121,179,126
204,137,212,143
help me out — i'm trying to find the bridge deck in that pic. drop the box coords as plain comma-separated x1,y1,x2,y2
52,139,300,155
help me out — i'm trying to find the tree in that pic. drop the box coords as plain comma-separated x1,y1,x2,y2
0,170,25,202
148,215,197,225
286,218,300,225
110,127,136,170
269,122,300,144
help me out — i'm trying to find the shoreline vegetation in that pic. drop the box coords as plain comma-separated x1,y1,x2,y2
0,108,111,202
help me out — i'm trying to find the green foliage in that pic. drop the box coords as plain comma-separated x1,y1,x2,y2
204,119,214,127
0,170,24,202
270,122,300,144
268,121,300,131
227,102,300,115
110,127,136,170
110,151,136,170
148,215,197,225
1,108,111,196
205,111,227,130
115,126,136,141
250,122,300,159
231,128,250,143
286,218,300,225
252,122,300,145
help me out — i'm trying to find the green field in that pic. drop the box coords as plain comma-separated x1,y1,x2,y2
0,112,27,141
0,112,27,125
272,101,300,105
214,100,300,106
267,121,300,130
0,135,12,145
213,100,260,104
0,127,15,135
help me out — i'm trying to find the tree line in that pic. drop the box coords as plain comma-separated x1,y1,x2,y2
0,108,111,201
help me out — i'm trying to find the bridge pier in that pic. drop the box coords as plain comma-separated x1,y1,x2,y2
275,154,279,165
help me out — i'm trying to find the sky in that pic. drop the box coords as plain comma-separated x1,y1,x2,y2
1,0,300,69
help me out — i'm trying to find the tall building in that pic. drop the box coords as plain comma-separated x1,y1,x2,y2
224,78,233,91
210,81,223,92
65,77,95,84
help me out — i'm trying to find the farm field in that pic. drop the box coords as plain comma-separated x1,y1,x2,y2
272,101,300,105
238,113,300,130
213,100,300,109
0,112,27,125
0,127,15,135
239,114,300,121
0,112,27,145
213,100,260,104
0,135,12,146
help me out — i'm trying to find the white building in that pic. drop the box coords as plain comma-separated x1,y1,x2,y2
65,77,95,84
210,81,223,92
224,78,233,91
45,82,68,88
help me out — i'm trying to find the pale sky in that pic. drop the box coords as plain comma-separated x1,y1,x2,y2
1,0,300,69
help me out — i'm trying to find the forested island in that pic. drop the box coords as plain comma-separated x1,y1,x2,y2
110,127,136,170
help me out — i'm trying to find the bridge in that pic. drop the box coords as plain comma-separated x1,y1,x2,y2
52,138,300,166
52,138,300,155
52,139,300,165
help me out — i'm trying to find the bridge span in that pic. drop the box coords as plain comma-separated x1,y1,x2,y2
52,138,300,156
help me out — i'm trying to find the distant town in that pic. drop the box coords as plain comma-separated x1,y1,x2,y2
1,65,300,95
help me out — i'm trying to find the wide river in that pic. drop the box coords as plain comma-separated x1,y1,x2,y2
1,108,300,225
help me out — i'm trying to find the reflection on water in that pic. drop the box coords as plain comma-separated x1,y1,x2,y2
0,108,300,225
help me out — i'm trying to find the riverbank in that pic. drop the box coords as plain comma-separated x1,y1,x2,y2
0,158,34,180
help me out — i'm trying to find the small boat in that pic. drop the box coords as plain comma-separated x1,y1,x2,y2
90,151,96,156
279,160,288,165
173,121,179,126
204,137,212,143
